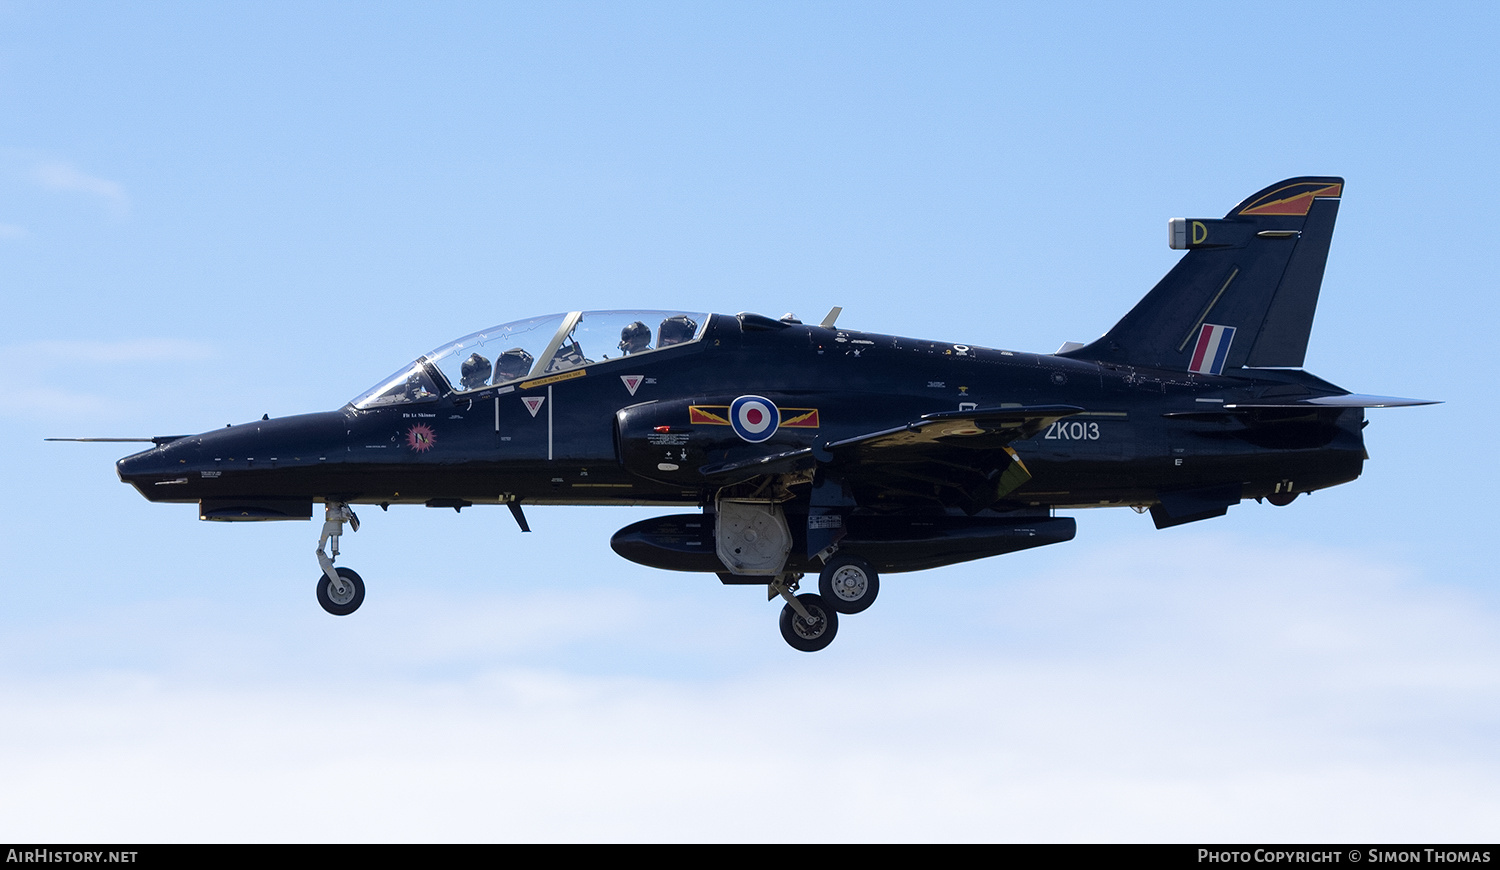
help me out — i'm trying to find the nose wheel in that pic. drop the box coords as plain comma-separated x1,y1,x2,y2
317,567,365,616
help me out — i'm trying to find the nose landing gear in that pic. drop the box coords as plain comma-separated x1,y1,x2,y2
315,501,364,616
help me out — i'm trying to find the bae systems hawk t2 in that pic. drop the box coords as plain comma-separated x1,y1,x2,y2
81,177,1434,651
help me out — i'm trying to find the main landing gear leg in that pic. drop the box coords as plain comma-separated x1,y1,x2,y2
770,574,838,652
315,501,365,616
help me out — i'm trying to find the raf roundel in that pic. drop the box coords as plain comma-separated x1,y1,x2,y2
729,395,779,443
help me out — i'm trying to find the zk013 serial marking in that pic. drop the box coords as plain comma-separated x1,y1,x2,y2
1043,420,1101,441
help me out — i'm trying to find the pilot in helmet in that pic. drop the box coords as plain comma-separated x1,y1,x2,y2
658,314,697,347
460,353,492,391
618,321,652,355
493,348,535,383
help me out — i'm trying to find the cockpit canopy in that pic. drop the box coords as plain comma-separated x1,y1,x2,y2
350,310,709,409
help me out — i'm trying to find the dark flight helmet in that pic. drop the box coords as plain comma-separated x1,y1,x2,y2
460,353,492,391
658,314,698,347
619,321,651,355
493,348,535,382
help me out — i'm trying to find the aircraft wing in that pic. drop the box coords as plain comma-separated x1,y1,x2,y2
822,405,1083,513
823,404,1083,453
698,445,820,480
700,405,1083,513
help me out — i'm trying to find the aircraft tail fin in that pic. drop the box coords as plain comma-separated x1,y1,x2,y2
1059,177,1344,372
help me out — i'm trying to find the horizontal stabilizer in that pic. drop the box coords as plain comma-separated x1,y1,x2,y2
1162,393,1438,419
1242,393,1440,409
1176,394,1440,412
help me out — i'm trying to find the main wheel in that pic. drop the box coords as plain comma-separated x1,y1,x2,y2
316,567,365,616
818,555,879,614
779,592,838,652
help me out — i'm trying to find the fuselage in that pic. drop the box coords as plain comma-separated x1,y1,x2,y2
116,312,1365,517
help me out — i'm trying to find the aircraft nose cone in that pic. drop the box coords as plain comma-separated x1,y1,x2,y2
116,434,208,486
116,446,173,480
116,410,348,498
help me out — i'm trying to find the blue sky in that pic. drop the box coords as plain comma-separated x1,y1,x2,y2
2,2,1497,841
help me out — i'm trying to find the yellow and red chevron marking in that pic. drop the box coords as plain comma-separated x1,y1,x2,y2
688,405,820,428
1238,182,1342,217
780,409,820,428
689,405,732,425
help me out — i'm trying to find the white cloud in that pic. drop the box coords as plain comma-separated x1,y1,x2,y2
0,535,1495,841
31,160,129,217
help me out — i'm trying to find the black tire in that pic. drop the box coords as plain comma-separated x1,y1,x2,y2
778,593,838,652
316,567,365,616
818,555,879,614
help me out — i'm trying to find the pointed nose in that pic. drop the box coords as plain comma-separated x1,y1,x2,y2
116,436,203,499
116,442,181,482
117,411,348,500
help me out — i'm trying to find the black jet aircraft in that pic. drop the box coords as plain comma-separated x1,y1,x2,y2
89,176,1434,651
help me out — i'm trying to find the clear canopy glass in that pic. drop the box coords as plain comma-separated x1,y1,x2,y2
351,310,708,409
